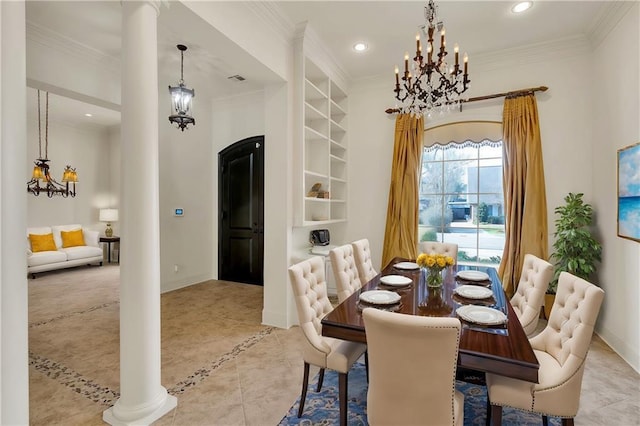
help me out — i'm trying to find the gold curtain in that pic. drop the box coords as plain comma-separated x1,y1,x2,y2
498,94,548,297
381,114,424,267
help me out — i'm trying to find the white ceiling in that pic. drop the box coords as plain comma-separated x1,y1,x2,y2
25,1,615,129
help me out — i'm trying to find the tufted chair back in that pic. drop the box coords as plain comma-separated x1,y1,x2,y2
363,309,464,426
289,256,368,422
329,244,363,303
510,254,553,336
419,241,458,263
532,271,604,367
351,239,377,283
288,256,334,366
486,271,605,422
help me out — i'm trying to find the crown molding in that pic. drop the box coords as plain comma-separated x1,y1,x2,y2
472,35,591,73
245,1,294,48
587,1,636,49
296,22,350,91
26,21,120,74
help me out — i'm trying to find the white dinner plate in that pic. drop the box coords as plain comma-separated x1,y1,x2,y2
394,261,420,270
454,285,494,300
456,270,490,282
456,305,507,325
380,275,413,287
359,290,402,305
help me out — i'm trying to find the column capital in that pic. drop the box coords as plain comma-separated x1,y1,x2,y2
120,0,167,17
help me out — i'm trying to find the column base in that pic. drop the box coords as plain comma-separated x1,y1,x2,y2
103,394,177,426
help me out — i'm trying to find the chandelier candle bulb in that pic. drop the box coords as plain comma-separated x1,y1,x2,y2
404,52,409,75
464,53,468,75
395,66,400,87
454,44,459,66
416,33,421,55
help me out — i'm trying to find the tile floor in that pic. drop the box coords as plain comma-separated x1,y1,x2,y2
28,265,639,425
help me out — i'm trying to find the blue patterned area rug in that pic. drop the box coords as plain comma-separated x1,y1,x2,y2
279,362,561,425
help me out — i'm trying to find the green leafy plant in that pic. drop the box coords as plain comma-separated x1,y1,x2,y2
549,193,602,293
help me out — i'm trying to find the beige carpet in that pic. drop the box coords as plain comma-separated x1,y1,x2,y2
29,264,640,425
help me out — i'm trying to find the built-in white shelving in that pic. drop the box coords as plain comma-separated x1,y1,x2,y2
294,51,348,226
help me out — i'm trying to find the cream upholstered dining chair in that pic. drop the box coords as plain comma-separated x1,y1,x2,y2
419,241,459,263
288,256,367,425
329,244,363,303
351,238,377,283
363,308,463,426
510,254,553,336
486,272,605,426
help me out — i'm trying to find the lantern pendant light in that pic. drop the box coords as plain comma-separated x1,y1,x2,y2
168,44,195,131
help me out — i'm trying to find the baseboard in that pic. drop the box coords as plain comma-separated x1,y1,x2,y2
595,328,640,373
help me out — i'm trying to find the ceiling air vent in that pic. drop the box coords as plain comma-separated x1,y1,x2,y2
227,75,246,82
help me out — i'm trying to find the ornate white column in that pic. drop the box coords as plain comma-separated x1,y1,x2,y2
103,1,177,424
0,1,29,423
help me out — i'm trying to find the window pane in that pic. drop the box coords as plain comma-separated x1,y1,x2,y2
419,139,505,267
420,160,443,195
479,143,502,159
444,159,472,194
444,144,477,161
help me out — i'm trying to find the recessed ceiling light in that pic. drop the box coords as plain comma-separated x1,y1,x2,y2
84,113,93,117
511,1,533,13
353,42,368,52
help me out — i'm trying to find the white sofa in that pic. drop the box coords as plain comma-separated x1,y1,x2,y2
27,224,104,278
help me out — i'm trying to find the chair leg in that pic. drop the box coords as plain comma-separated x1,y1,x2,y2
490,405,502,426
561,418,574,426
365,351,369,383
339,372,348,426
542,415,549,426
297,362,310,418
316,368,325,392
485,395,491,426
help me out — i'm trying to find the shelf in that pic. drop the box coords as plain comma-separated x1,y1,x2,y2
305,103,327,121
296,51,347,227
302,219,347,226
304,170,329,179
305,126,327,142
330,154,346,164
305,78,327,101
305,196,331,203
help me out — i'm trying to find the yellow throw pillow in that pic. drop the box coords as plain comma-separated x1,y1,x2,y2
29,233,57,252
61,229,86,248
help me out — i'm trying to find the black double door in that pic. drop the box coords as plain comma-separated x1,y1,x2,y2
218,136,264,285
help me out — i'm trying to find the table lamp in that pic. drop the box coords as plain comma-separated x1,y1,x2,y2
99,208,118,237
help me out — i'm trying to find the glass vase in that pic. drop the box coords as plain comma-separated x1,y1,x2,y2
426,268,444,288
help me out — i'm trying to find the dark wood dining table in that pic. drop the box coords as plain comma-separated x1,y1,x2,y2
321,257,539,383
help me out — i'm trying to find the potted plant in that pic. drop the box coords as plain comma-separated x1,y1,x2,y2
545,192,602,317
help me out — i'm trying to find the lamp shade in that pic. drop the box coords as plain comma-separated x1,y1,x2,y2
99,208,119,223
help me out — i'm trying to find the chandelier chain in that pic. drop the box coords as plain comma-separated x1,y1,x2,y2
180,49,184,84
37,90,42,159
45,91,49,159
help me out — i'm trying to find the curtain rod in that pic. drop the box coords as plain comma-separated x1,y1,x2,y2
384,85,548,114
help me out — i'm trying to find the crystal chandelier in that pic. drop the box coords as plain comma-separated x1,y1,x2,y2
168,44,195,131
27,90,78,198
393,0,470,116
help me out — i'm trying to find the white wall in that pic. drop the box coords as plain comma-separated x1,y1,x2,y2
27,109,113,231
159,94,215,292
591,3,640,371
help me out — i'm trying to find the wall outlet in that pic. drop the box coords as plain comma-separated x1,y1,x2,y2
174,264,179,273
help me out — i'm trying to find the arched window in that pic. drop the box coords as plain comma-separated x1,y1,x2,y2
419,121,504,266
